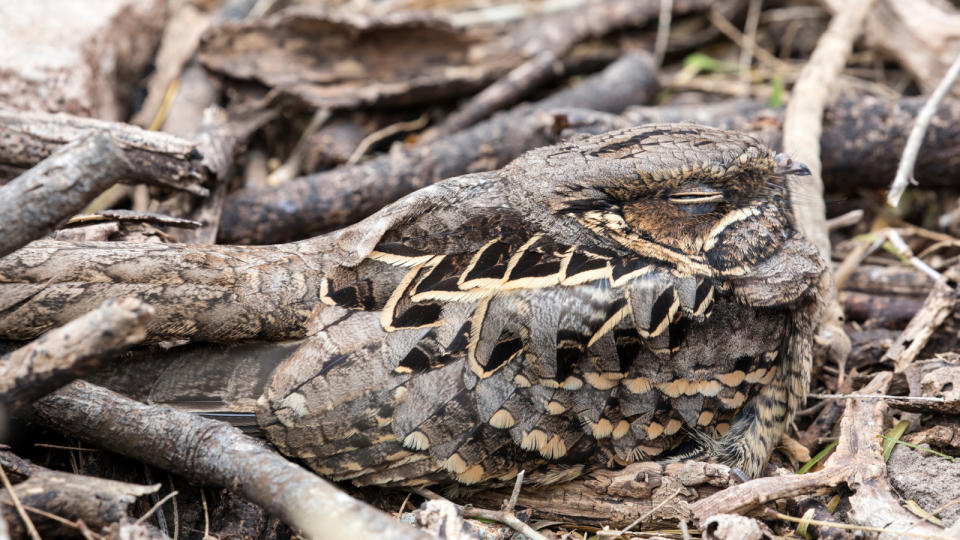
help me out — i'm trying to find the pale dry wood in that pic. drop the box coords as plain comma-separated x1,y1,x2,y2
888,52,960,207
0,108,209,196
0,132,134,258
25,381,431,540
820,0,960,95
0,239,323,342
784,0,874,259
881,266,959,372
0,297,152,413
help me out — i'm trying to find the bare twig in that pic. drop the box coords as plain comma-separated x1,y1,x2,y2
0,297,153,412
0,132,133,258
654,0,674,66
462,506,549,540
0,465,41,540
887,51,960,207
347,114,430,165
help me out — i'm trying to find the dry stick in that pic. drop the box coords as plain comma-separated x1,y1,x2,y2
887,51,960,207
0,465,40,540
219,51,659,244
0,132,134,258
427,0,707,139
0,240,322,342
881,266,958,372
25,382,431,540
0,298,153,413
653,0,674,66
0,108,208,197
783,0,874,259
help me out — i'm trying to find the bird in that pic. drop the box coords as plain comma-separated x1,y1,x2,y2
256,123,825,487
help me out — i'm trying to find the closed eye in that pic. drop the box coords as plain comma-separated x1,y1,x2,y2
669,191,723,204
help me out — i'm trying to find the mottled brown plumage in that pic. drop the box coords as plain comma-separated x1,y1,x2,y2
257,123,824,486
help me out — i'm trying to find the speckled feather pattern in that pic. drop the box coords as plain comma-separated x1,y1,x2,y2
257,123,824,486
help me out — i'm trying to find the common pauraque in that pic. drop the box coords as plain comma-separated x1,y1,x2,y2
257,123,825,486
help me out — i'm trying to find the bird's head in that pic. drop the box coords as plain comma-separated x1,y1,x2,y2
504,124,809,276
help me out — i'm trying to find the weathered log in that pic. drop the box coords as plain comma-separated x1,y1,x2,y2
0,240,322,342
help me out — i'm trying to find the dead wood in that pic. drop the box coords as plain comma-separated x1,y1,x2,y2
0,132,134,259
218,51,658,244
0,108,209,197
0,449,160,539
0,240,321,342
691,372,950,539
624,96,960,191
840,291,926,324
467,461,734,529
0,297,152,413
426,0,711,139
882,266,959,372
821,0,960,95
24,381,431,540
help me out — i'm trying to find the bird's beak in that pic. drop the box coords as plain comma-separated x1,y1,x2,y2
775,153,811,176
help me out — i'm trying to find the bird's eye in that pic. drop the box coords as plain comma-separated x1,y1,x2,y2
668,191,723,204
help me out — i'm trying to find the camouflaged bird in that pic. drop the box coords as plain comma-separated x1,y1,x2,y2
257,123,825,486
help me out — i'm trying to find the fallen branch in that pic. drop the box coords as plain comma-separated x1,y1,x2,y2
25,381,431,540
0,240,322,342
0,108,209,197
0,132,134,258
0,297,152,413
881,266,959,372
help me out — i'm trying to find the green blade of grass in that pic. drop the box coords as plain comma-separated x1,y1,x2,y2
882,420,910,462
798,440,839,474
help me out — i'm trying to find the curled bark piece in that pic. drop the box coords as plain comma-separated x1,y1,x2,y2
25,381,431,540
0,451,159,539
0,297,152,413
218,51,659,244
0,108,209,197
0,132,134,258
